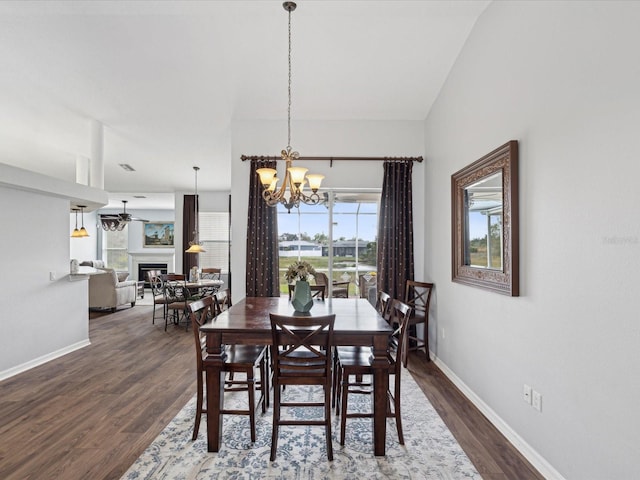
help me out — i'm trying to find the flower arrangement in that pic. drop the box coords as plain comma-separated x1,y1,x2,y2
285,260,316,283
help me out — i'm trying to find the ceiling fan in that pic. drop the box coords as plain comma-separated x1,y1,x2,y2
100,200,148,231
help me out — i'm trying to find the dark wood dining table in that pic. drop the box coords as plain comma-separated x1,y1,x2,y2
200,296,394,456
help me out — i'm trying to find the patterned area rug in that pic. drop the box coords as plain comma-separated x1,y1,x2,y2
121,372,481,479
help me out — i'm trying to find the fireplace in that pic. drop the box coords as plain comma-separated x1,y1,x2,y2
138,263,168,287
129,252,175,283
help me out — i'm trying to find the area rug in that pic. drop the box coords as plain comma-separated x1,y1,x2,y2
121,372,481,479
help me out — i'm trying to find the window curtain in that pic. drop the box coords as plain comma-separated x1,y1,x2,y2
246,159,280,296
377,161,415,300
183,194,199,273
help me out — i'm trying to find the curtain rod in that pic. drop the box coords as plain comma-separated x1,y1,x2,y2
240,155,423,167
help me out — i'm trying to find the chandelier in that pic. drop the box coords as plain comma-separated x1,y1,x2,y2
256,1,324,212
185,166,206,253
71,205,89,238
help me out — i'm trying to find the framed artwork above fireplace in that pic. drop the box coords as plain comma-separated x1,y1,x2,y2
143,222,175,248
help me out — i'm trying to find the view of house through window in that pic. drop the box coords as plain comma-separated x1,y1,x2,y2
277,190,380,297
103,228,128,270
199,211,230,272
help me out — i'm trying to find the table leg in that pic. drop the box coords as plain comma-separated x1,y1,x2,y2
204,332,226,452
371,334,390,456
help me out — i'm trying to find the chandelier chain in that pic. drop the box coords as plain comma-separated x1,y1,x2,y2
254,1,324,212
287,6,292,150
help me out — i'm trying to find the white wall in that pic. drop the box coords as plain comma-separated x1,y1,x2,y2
424,2,640,479
230,119,425,300
0,187,90,378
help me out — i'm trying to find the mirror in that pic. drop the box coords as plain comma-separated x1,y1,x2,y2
451,141,519,296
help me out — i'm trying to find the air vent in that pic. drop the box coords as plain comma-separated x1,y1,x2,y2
119,163,136,172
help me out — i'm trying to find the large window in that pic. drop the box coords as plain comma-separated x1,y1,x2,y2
277,190,380,296
103,228,128,270
199,211,230,272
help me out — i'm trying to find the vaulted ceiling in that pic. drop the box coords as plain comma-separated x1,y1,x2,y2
0,0,489,209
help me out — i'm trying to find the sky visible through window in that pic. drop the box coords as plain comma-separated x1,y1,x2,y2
277,201,378,242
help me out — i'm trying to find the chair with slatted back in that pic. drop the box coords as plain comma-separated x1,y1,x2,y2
403,280,434,366
188,295,268,442
335,299,412,446
269,312,336,461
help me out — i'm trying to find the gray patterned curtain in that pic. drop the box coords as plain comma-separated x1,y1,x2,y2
377,161,415,300
183,194,199,273
246,159,280,297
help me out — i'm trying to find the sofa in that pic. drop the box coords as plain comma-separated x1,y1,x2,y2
88,268,137,312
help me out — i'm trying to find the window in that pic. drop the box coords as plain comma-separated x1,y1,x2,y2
277,190,380,296
199,211,230,272
103,228,128,270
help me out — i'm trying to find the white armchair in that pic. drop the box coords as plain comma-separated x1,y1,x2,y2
88,268,137,312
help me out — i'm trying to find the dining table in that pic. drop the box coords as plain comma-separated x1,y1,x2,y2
200,296,394,456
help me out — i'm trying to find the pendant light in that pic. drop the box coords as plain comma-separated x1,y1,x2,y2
71,205,89,238
185,166,206,253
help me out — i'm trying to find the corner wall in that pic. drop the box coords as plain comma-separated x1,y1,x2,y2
0,187,90,378
424,2,640,479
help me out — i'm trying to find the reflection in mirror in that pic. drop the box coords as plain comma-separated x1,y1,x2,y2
464,172,503,270
451,140,518,296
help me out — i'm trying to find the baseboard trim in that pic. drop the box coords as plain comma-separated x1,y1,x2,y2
431,353,565,480
0,339,91,382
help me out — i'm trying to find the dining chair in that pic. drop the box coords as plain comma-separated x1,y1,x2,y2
188,296,268,442
314,272,349,298
358,274,377,304
164,274,190,331
148,270,170,325
212,287,232,316
403,280,434,366
199,268,222,297
201,267,222,280
330,290,394,409
334,299,412,446
269,312,336,461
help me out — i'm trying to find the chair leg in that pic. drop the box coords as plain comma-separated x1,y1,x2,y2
339,370,349,445
394,378,404,445
247,368,256,443
270,384,280,461
324,384,333,461
259,358,268,413
192,369,203,441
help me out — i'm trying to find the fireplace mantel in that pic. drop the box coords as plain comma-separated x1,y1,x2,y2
129,252,175,281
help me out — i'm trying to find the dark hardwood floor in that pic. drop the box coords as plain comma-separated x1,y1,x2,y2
0,304,543,480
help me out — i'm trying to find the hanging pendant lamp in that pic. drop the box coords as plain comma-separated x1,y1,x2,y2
185,166,206,253
71,205,90,238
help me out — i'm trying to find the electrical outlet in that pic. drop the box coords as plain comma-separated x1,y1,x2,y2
523,384,532,404
532,390,542,412
49,271,57,281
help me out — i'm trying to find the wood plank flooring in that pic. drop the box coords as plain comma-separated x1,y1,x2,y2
0,304,544,480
